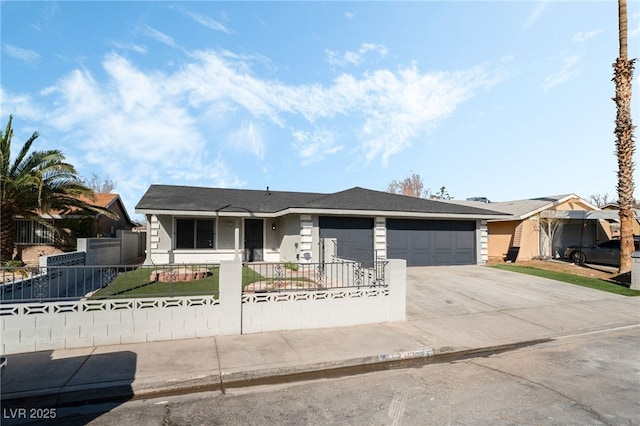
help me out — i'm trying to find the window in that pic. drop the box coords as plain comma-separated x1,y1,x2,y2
599,240,620,249
14,219,55,245
176,218,215,249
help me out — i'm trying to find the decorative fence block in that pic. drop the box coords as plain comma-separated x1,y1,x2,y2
0,259,405,355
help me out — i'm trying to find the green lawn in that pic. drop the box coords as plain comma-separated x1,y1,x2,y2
490,264,640,297
91,266,267,299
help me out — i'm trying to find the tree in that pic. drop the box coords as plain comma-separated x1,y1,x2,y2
588,193,614,208
88,173,117,193
431,186,452,200
538,211,562,259
613,0,637,273
0,116,115,263
387,173,428,198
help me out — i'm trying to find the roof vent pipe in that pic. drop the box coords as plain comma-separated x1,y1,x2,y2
267,186,270,195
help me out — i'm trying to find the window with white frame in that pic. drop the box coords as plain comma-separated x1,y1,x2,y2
175,218,215,249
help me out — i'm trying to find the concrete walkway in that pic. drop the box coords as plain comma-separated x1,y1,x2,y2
2,266,639,408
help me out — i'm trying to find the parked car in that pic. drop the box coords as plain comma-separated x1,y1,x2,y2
564,238,640,266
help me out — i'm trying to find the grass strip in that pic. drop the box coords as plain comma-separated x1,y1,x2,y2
490,264,640,296
90,266,318,299
91,266,221,299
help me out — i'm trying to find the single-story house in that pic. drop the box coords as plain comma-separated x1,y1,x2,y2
14,193,137,262
446,194,617,262
600,202,640,237
135,185,508,266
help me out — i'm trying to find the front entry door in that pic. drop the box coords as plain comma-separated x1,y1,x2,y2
244,219,264,262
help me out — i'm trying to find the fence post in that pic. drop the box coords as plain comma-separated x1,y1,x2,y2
631,252,640,290
218,259,243,335
386,259,406,322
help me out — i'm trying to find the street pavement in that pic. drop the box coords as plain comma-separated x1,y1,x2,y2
1,265,639,411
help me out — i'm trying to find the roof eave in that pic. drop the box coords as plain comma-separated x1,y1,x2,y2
137,207,509,220
135,208,281,218
518,194,598,220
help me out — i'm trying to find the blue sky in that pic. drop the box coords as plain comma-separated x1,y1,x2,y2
2,1,639,218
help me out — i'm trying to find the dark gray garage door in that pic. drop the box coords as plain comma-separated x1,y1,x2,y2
387,219,476,266
319,217,374,266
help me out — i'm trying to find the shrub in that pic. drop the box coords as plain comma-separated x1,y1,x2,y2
283,261,299,271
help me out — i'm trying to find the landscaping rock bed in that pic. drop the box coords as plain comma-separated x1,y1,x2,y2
150,267,209,283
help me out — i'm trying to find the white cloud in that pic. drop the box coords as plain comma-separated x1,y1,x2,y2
572,29,602,42
144,25,178,48
185,11,231,33
111,41,147,55
3,44,40,63
542,55,581,92
291,128,343,165
37,53,240,195
226,121,265,160
170,4,232,34
326,43,389,67
0,88,44,120
521,1,548,32
345,65,492,165
167,49,495,168
8,48,499,197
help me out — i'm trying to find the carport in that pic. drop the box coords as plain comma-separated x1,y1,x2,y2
543,210,625,256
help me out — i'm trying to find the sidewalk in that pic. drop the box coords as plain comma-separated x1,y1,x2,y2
2,266,639,408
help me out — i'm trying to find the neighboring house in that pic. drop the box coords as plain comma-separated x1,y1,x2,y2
135,185,508,266
600,202,640,237
447,194,617,262
14,193,137,262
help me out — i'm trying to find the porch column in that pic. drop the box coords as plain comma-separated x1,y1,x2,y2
144,214,153,265
234,220,240,260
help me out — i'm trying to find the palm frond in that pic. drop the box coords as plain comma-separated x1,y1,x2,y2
1,116,119,261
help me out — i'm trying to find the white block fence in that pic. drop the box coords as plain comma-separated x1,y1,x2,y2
0,260,406,355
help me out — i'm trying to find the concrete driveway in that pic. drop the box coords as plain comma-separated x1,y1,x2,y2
401,265,640,351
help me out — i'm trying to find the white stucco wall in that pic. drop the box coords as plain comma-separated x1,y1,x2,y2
0,297,221,355
0,260,405,355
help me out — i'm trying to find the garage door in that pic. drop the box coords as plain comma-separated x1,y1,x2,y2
319,217,374,266
387,219,476,266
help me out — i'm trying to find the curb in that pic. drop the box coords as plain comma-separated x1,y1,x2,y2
0,348,435,408
218,348,435,390
2,330,622,409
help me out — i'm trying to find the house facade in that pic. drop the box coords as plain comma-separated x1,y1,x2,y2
14,193,137,263
135,185,507,266
600,202,640,237
448,194,617,262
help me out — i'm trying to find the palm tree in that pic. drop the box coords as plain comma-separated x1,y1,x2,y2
0,116,116,263
613,0,637,273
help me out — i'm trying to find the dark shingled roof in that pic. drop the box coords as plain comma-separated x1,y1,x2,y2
300,187,504,215
135,185,320,213
135,185,505,216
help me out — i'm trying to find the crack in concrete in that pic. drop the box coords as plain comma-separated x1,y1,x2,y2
213,336,226,395
468,361,614,426
55,347,97,406
162,403,171,426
